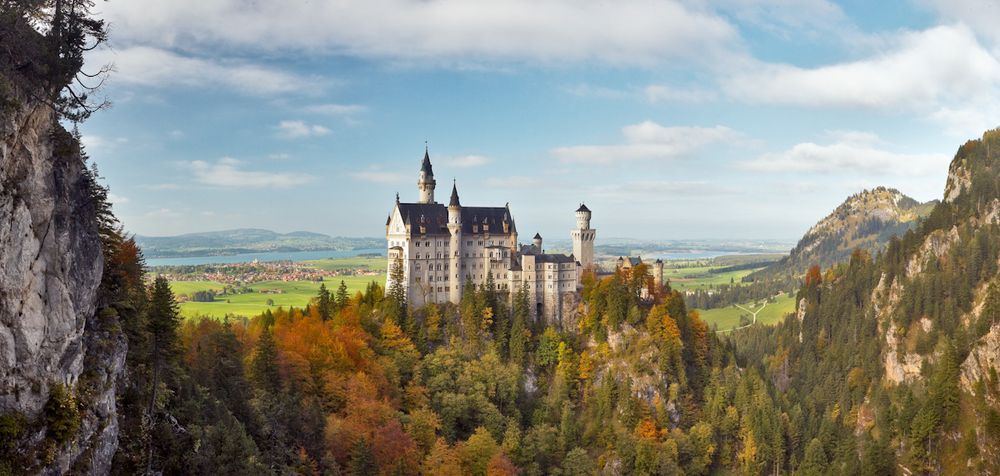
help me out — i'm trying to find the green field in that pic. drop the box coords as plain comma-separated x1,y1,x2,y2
696,294,797,332
302,255,387,272
663,265,766,292
171,276,378,318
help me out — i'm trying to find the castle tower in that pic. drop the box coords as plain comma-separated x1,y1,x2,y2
418,147,436,204
533,233,542,251
571,203,595,270
448,180,463,303
654,259,664,287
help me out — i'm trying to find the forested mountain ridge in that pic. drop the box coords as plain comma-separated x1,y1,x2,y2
750,187,936,282
734,128,1000,474
135,229,382,258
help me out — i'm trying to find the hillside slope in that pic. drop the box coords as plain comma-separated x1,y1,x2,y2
751,187,935,281
734,128,1000,474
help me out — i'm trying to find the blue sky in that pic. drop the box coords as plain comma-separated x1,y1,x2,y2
80,0,1000,240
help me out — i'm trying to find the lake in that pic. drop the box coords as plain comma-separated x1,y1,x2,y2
146,248,385,267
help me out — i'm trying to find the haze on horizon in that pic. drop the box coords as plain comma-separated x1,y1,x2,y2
79,0,999,241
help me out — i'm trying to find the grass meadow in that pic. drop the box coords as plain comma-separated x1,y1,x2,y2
696,294,797,332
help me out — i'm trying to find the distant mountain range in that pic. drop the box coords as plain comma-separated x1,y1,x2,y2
750,187,937,280
134,228,383,258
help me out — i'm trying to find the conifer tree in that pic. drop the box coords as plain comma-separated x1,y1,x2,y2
145,275,181,471
387,256,407,326
251,326,282,395
336,279,350,310
316,282,333,321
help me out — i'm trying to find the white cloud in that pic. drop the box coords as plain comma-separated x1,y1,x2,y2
725,25,1000,110
552,121,741,164
267,153,292,160
91,46,324,96
920,0,1000,47
744,133,949,176
442,155,491,168
98,0,741,66
275,120,331,139
80,134,128,152
303,103,367,115
188,157,314,188
108,193,130,205
644,85,717,103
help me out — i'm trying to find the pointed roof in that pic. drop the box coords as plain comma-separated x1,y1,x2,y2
449,180,461,207
533,232,542,240
576,203,591,213
420,146,433,175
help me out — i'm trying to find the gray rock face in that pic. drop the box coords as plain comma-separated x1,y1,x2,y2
0,87,123,473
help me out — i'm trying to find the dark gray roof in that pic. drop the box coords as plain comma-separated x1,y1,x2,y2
420,149,433,175
449,181,460,207
397,202,515,236
576,203,591,213
535,254,577,264
533,232,542,240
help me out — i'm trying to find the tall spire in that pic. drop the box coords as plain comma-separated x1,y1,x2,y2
449,179,461,207
421,144,433,175
418,144,436,203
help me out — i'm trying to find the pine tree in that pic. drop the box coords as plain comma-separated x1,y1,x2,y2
508,284,530,366
145,275,182,472
317,282,333,321
336,280,350,310
251,327,282,395
387,256,407,326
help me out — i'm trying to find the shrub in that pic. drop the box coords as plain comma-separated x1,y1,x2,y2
44,384,80,444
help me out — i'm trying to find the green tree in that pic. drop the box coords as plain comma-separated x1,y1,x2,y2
316,282,333,320
145,275,182,472
251,327,282,395
336,279,350,310
387,256,408,326
799,438,827,476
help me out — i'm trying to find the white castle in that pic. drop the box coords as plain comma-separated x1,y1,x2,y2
385,149,595,322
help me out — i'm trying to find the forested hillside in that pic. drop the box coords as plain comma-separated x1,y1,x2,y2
733,129,1000,474
750,187,935,282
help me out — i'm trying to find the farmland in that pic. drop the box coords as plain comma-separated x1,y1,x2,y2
171,276,378,318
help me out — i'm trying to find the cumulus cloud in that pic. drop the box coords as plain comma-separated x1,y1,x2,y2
97,0,740,66
189,157,313,188
275,120,331,138
743,132,949,176
552,121,741,164
90,46,325,96
725,25,1000,110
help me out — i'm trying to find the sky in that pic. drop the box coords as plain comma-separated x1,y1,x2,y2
79,0,1000,240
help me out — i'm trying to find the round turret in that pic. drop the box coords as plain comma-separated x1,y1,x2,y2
418,147,436,203
448,180,462,225
533,233,542,250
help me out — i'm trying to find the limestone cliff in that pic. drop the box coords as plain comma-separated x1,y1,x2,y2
0,75,125,473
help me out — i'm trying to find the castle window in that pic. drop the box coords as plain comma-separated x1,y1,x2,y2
467,241,472,246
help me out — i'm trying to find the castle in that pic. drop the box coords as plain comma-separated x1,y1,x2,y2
385,149,595,322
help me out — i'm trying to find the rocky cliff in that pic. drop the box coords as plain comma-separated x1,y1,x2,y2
0,75,125,473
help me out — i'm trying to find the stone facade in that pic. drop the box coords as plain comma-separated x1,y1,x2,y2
386,150,595,323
